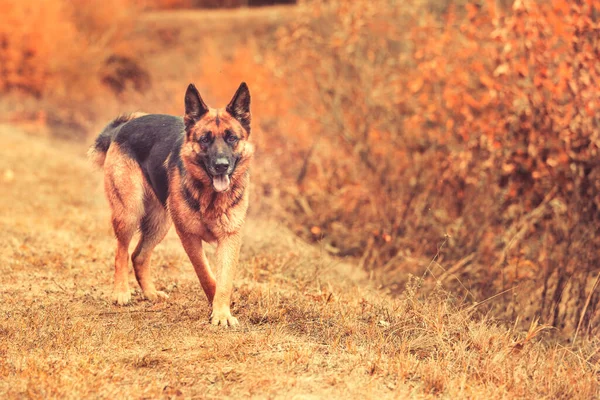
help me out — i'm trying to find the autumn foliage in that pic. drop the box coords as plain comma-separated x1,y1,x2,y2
261,0,600,335
0,0,145,133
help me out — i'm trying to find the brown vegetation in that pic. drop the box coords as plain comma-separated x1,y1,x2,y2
0,0,599,397
259,0,600,336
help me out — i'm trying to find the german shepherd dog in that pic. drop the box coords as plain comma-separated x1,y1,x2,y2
89,83,253,326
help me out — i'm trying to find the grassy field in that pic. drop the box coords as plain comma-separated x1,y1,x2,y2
1,1,600,398
0,124,598,398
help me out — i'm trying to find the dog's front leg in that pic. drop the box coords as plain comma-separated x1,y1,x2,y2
211,232,242,327
177,231,217,303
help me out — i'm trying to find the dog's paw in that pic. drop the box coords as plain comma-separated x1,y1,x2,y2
112,290,132,306
210,309,239,327
143,290,169,302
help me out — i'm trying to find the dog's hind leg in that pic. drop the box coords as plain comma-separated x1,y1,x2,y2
104,146,145,305
132,195,171,301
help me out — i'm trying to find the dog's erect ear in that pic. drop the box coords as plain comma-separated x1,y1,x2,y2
184,83,209,128
226,82,251,135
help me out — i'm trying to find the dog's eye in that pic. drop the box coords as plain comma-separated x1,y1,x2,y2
226,134,239,144
199,135,211,144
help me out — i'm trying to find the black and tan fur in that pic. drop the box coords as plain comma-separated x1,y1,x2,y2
89,83,253,326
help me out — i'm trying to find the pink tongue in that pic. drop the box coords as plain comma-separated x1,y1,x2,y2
213,175,231,192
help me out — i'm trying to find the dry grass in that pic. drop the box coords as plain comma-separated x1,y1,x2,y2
1,3,600,397
0,125,598,399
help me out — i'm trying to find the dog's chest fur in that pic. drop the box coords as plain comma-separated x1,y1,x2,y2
167,165,249,242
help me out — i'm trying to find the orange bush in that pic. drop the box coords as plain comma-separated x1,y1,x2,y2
0,0,74,95
0,0,139,95
269,0,600,335
0,0,141,133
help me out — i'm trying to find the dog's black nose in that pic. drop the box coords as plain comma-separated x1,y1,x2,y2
213,158,229,174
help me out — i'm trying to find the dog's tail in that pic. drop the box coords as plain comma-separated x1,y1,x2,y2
88,112,147,168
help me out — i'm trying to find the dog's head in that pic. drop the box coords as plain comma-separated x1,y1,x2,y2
182,82,253,192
